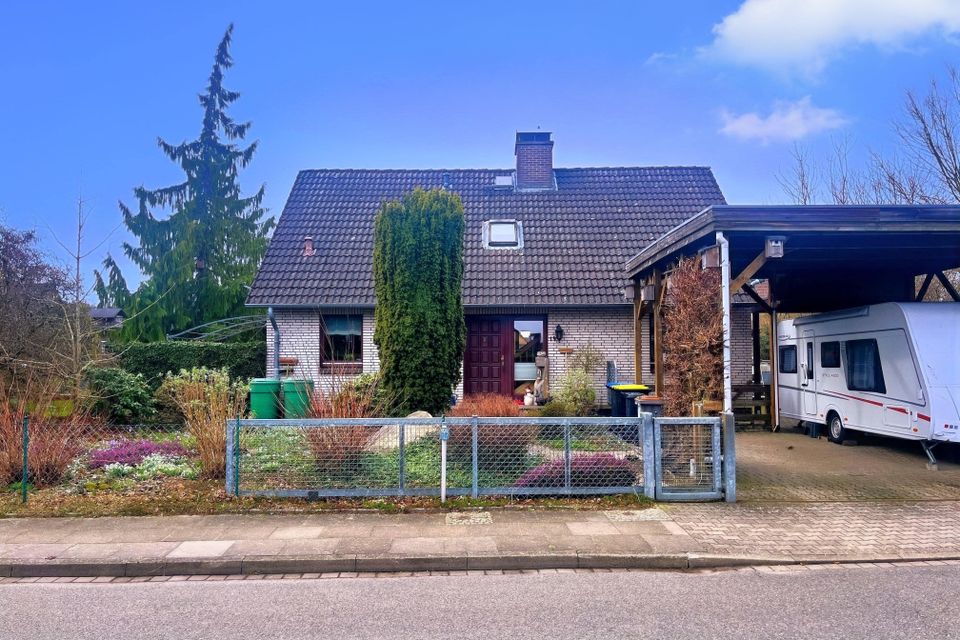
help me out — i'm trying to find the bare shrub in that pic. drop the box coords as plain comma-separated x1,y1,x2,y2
661,256,723,416
447,394,533,469
304,372,385,475
447,394,521,419
162,368,246,479
0,376,91,487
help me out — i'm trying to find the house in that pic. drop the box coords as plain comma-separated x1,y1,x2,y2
246,132,732,405
89,307,125,331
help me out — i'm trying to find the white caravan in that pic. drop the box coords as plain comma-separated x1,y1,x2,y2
776,303,960,463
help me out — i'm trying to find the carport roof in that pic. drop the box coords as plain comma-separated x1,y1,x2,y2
625,205,960,312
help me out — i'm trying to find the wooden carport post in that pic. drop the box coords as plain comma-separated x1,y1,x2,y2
652,270,665,396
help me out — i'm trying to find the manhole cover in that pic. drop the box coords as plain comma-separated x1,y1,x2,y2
446,512,493,526
604,509,670,522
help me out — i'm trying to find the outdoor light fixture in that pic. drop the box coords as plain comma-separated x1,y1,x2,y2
553,325,564,342
624,284,636,301
765,236,786,258
640,284,657,302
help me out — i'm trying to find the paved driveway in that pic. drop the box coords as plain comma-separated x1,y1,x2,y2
735,429,960,501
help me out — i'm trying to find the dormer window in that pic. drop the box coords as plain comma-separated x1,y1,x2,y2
484,220,523,249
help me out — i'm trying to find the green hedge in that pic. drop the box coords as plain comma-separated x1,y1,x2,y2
116,341,266,388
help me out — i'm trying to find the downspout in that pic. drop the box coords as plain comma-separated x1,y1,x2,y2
717,232,733,414
268,307,280,380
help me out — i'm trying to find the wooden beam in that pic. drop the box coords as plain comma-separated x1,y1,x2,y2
740,282,773,313
730,250,768,297
936,271,960,301
653,270,664,396
916,273,934,301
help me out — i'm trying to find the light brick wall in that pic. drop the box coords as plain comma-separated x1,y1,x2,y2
730,306,754,384
546,307,635,407
266,309,379,394
265,305,751,405
638,313,651,385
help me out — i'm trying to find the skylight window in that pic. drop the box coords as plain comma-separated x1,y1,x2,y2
484,220,523,249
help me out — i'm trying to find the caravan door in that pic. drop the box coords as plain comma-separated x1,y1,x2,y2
800,330,818,419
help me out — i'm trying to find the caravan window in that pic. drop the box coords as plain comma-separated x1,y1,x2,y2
778,346,797,374
821,341,841,368
806,342,814,379
844,339,886,394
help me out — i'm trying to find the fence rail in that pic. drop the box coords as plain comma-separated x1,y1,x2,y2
228,414,736,502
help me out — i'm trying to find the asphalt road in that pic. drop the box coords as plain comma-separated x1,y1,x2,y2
1,566,956,639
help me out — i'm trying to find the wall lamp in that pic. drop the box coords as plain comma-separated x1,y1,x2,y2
552,325,565,342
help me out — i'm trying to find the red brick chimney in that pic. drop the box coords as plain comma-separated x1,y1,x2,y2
514,131,554,190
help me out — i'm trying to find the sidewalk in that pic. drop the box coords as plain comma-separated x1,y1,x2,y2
3,500,960,577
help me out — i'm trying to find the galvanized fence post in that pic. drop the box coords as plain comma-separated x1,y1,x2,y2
712,419,722,496
21,415,29,504
563,420,572,490
233,417,241,497
640,412,656,499
398,422,406,496
224,418,235,496
471,415,479,499
723,412,737,502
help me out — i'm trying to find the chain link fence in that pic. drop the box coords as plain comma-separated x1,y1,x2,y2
230,417,649,498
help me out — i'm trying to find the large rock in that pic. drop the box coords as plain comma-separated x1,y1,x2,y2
365,411,435,452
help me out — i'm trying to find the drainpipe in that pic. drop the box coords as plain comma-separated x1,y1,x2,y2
267,307,280,380
717,232,733,414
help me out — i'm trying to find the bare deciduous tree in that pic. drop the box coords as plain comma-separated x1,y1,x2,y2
779,68,960,302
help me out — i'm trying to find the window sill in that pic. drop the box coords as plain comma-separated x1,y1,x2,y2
320,363,362,375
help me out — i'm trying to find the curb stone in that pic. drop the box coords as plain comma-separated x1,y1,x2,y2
4,552,960,578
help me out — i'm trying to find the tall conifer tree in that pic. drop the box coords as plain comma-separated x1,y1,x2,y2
96,24,273,340
373,188,466,415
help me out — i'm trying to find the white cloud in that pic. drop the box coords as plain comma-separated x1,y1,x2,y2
719,97,848,143
705,0,960,75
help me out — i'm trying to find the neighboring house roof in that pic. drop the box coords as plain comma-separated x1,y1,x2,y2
89,307,125,320
89,307,125,329
247,167,726,308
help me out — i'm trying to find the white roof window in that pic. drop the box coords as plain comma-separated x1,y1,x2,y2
483,220,523,249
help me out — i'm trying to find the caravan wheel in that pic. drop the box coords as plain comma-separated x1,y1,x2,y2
827,413,847,444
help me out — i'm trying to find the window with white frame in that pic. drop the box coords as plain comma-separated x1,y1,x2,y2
484,220,523,249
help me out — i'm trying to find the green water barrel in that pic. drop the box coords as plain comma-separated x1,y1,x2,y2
249,378,282,419
282,378,315,418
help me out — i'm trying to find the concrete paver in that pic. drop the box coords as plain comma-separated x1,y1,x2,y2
736,430,960,501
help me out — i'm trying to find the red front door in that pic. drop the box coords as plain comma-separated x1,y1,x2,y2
464,317,513,396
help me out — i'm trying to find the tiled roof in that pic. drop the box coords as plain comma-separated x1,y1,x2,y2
247,167,726,307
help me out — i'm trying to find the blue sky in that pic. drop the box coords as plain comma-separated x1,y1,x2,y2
2,0,958,288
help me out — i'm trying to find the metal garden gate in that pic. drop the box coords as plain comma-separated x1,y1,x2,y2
653,416,727,501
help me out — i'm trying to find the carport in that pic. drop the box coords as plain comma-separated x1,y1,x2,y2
625,205,960,427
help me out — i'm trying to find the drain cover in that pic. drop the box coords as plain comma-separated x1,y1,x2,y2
445,512,493,526
604,509,670,522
